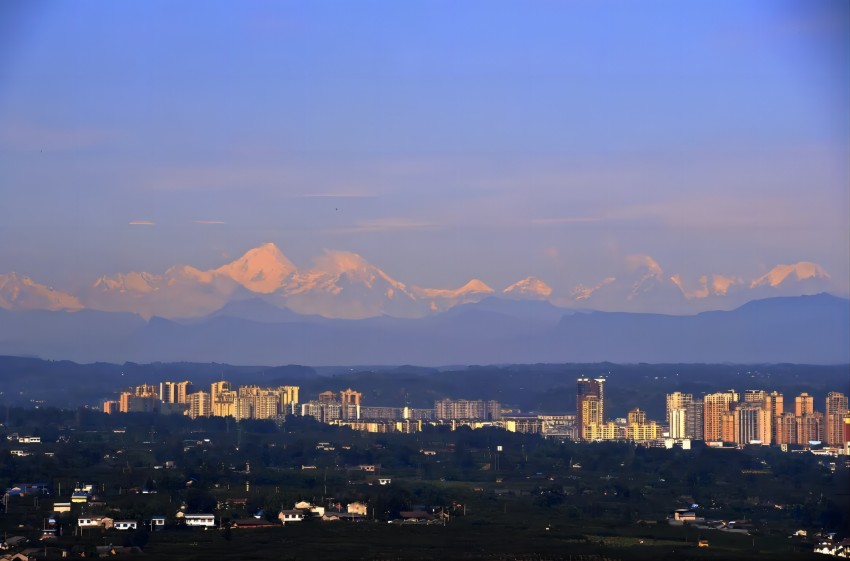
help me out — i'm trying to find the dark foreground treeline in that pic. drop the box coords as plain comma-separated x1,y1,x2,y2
0,408,844,560
0,356,847,419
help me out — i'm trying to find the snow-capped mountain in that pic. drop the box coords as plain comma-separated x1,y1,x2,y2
561,255,688,313
1,245,842,319
558,256,836,313
279,250,422,319
87,263,242,319
0,272,82,311
80,244,497,319
411,279,495,312
750,262,830,289
215,242,297,294
502,277,552,300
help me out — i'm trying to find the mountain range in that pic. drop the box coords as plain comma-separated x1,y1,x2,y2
1,244,846,366
0,243,839,319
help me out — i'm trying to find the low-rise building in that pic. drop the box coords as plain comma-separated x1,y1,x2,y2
278,510,305,524
78,517,113,529
183,514,216,528
113,520,138,531
347,502,368,516
71,491,89,503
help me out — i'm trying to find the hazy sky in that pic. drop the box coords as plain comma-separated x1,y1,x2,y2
1,1,848,295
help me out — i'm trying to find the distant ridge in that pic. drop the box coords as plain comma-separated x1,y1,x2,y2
0,293,846,366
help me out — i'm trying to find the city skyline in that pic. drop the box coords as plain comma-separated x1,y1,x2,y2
103,373,850,449
1,1,849,314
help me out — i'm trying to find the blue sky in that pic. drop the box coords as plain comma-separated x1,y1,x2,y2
1,0,847,299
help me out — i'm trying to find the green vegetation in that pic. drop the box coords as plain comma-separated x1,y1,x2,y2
0,408,842,559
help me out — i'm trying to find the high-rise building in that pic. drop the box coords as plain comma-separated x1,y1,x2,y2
340,389,363,420
117,385,159,413
765,391,784,444
118,391,133,413
797,412,824,444
744,390,766,403
434,399,500,421
686,401,704,440
844,415,850,447
235,396,254,421
318,391,337,405
580,396,603,440
720,410,737,443
825,392,849,446
627,408,646,425
103,400,119,414
577,377,605,440
735,402,771,445
135,384,158,399
667,392,695,439
301,400,341,423
161,381,192,404
669,407,687,439
795,393,814,417
666,392,692,424
278,386,299,414
776,412,798,445
211,381,236,417
703,390,739,442
188,391,211,419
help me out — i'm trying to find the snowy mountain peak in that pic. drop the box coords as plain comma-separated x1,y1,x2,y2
314,250,375,275
459,279,494,294
163,264,214,284
411,279,494,301
750,262,830,288
503,276,553,299
670,273,742,300
0,272,82,311
309,250,408,291
92,271,160,293
215,243,297,294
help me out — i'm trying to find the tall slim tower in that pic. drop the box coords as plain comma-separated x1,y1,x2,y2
577,377,605,440
666,392,693,439
765,391,784,445
825,392,848,446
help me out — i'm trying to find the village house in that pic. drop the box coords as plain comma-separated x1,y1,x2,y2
347,502,368,516
146,516,166,531
278,510,305,524
182,514,216,528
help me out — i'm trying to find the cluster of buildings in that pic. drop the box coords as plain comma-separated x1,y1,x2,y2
103,381,300,421
102,377,850,450
666,389,849,448
574,377,665,442
572,376,849,450
103,381,498,431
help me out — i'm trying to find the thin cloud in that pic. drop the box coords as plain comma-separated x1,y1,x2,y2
531,216,601,225
193,220,226,225
339,217,440,234
128,220,155,226
293,193,379,199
